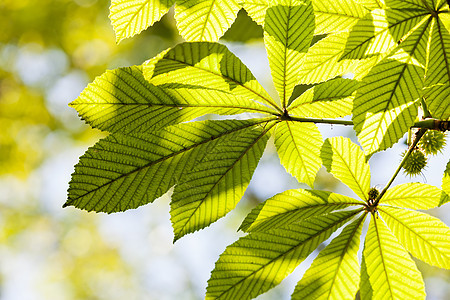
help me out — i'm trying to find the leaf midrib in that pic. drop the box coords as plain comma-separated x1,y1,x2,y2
174,121,276,239
67,118,276,203
161,57,282,112
213,210,361,299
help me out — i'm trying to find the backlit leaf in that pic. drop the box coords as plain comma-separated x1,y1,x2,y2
70,66,274,133
321,137,371,200
292,214,366,300
144,42,280,111
274,121,322,187
361,216,426,300
264,0,315,106
170,121,273,241
206,210,360,300
379,182,448,210
240,189,362,232
65,119,270,213
379,206,450,269
288,78,359,118
242,0,268,26
443,160,450,204
174,0,241,41
109,0,175,43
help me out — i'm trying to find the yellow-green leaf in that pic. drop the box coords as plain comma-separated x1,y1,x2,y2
174,0,241,41
264,0,315,106
361,216,426,300
379,182,449,209
321,137,371,200
240,188,363,232
292,214,366,300
109,0,175,43
274,121,322,187
379,206,450,269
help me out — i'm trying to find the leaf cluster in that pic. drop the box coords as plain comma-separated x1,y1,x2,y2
65,0,450,299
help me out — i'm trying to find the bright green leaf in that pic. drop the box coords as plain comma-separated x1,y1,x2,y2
361,216,426,300
64,119,270,213
70,66,274,133
170,121,273,241
174,0,241,41
379,182,449,209
206,210,360,300
240,189,362,232
340,8,429,60
311,0,368,35
288,78,359,118
424,17,450,88
109,0,175,43
379,206,450,269
292,214,367,300
423,84,450,119
264,0,315,107
242,0,268,26
274,121,322,187
144,42,280,111
321,137,371,200
296,32,360,84
352,17,431,156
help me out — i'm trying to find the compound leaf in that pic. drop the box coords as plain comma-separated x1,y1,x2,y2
174,0,241,42
264,0,315,107
443,160,450,204
170,121,273,241
240,189,362,232
242,0,268,25
206,210,360,300
109,0,175,43
321,137,371,201
292,214,366,300
70,66,273,134
379,182,449,210
379,206,450,269
65,119,269,213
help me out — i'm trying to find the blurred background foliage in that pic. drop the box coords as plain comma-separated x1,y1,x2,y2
0,1,448,299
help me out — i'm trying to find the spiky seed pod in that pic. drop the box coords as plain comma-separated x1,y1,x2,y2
419,130,446,155
402,149,427,176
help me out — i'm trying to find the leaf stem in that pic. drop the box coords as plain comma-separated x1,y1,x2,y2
288,116,448,131
373,128,427,206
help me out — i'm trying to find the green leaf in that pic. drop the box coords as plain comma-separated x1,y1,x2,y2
109,0,175,43
174,0,241,41
144,42,280,111
240,189,363,232
361,215,426,300
242,0,268,26
292,214,367,300
352,17,431,156
379,182,449,209
442,160,450,204
423,84,450,119
288,78,359,118
170,121,273,241
296,32,360,84
264,0,315,107
379,206,450,269
424,17,450,88
206,210,360,300
274,121,322,187
64,119,270,213
70,66,273,133
321,137,371,201
311,0,368,35
221,9,263,42
340,8,429,60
